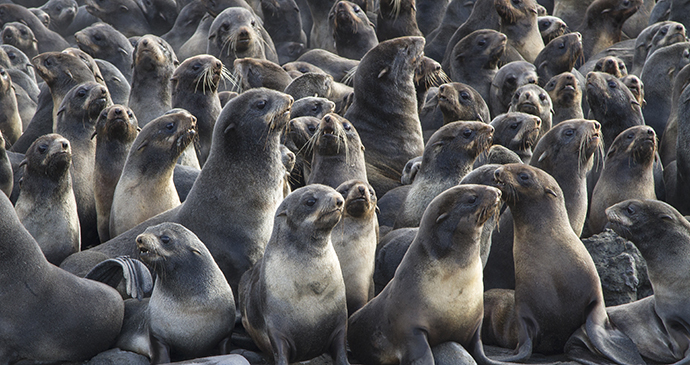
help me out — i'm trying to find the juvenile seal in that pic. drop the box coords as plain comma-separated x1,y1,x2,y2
75,22,134,82
538,16,567,45
489,61,538,118
482,164,643,364
543,72,584,124
343,36,425,198
1,21,38,60
295,49,360,82
290,96,335,119
93,104,139,243
577,0,643,60
84,0,152,37
15,134,80,266
420,82,490,140
593,55,628,77
40,0,78,36
489,112,541,163
136,222,236,363
0,67,21,147
239,184,350,365
534,32,583,86
0,3,70,53
110,109,197,238
621,74,645,107
449,29,507,104
495,0,544,63
329,0,377,60
233,57,292,92
508,83,553,140
349,184,505,365
588,125,657,235
376,0,423,42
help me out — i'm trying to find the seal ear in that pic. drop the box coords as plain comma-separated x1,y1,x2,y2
136,141,148,151
118,47,129,56
91,131,98,140
545,187,558,197
377,67,389,79
659,214,674,222
57,106,66,117
537,150,549,163
119,5,129,12
436,212,449,224
276,206,288,217
18,158,27,168
224,123,235,134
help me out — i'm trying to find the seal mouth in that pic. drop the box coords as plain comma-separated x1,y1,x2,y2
517,102,538,114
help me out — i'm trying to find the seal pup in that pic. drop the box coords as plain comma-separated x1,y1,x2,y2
566,199,690,364
171,55,223,166
534,32,583,87
593,55,628,78
0,3,70,53
294,49,360,82
56,81,111,248
343,36,425,198
0,130,12,197
538,16,567,45
644,21,687,64
543,72,584,125
93,105,140,242
135,223,236,363
40,0,78,36
60,88,292,301
425,82,490,134
129,34,178,127
306,113,368,189
588,125,656,235
489,112,541,163
239,184,350,365
495,0,544,63
290,96,335,119
15,134,80,266
332,179,378,315
348,184,506,365
394,121,494,229
630,21,678,76
0,67,21,147
96,58,131,107
329,0,378,60
620,74,645,108
1,21,38,60
84,0,152,37
376,0,423,42
74,22,134,82
110,109,197,238
489,61,538,118
507,83,553,140
577,0,643,61
482,164,643,364
284,115,320,190
233,57,293,92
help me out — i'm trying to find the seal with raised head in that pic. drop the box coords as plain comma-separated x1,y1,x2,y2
239,184,350,365
495,0,544,63
543,72,584,125
576,0,643,61
93,104,139,243
136,222,236,363
74,22,134,82
449,29,507,104
593,55,628,77
588,125,657,235
343,36,425,198
489,112,541,163
0,67,21,147
15,133,80,266
508,83,553,140
482,164,643,364
110,109,197,238
329,0,377,60
1,21,38,60
376,0,423,42
349,184,506,365
534,32,583,86
537,16,567,45
489,61,538,118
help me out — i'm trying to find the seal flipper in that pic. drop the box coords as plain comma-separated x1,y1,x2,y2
150,332,172,364
564,304,645,365
401,328,434,365
469,323,522,365
85,256,153,300
495,316,535,362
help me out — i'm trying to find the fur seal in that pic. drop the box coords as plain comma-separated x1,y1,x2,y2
422,0,475,62
329,0,377,60
261,0,307,61
343,36,425,198
538,15,567,45
93,104,140,243
332,179,378,315
0,130,12,197
630,21,678,76
295,49,360,82
96,58,131,106
421,82,490,140
239,184,350,365
588,125,656,235
40,0,78,36
110,109,197,238
620,74,645,107
394,121,494,229
0,67,21,147
644,21,687,64
449,29,507,105
129,34,178,127
0,4,70,53
577,0,643,61
507,83,553,140
306,113,367,189
534,32,583,86
233,57,292,92
304,0,337,52
284,115,319,190
489,61,538,118
376,0,423,42
15,133,80,266
290,96,335,119
349,184,505,365
136,222,236,362
75,22,134,82
489,112,541,163
1,21,38,60
84,0,152,37
544,72,584,124
593,55,628,77
495,0,544,63
57,81,112,248
161,0,207,53
482,163,643,364
171,54,223,166
567,199,690,364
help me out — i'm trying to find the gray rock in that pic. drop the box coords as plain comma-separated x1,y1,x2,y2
86,348,149,365
433,342,477,365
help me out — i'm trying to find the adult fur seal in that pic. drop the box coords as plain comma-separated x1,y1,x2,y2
93,104,139,243
110,109,197,238
136,222,236,363
60,88,292,301
343,36,425,198
482,164,643,364
348,184,506,365
15,134,80,266
566,199,690,364
239,184,350,365
588,125,656,235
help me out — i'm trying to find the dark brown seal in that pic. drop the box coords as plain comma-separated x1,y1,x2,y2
329,0,378,60
588,125,657,235
489,61,538,118
495,0,544,63
15,133,80,266
0,67,21,147
593,55,628,77
534,32,583,86
0,3,70,53
349,184,505,365
343,36,425,198
543,72,584,124
489,112,541,163
93,104,139,243
239,184,350,365
376,0,423,42
482,163,643,364
576,0,643,61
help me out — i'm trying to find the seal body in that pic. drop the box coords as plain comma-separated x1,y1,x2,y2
543,72,584,125
239,184,350,365
329,0,378,60
15,134,80,266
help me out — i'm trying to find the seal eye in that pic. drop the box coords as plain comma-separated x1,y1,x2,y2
311,104,319,111
463,129,473,138
468,195,477,204
565,129,574,136
510,123,519,129
622,0,630,5
306,198,316,206
353,5,360,12
94,33,102,41
518,172,529,181
38,144,48,154
343,123,351,131
250,20,256,27
627,133,634,139
257,100,266,109
626,204,635,215
77,88,87,97
539,93,547,101
512,0,521,4
477,39,486,47
160,235,170,244
607,80,617,89
513,92,521,99
192,63,202,70
460,91,470,100
166,122,174,130
56,5,62,11
558,42,565,49
127,111,134,118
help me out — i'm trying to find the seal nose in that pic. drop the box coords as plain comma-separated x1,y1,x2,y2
494,169,501,181
606,59,614,67
136,237,143,244
114,107,122,115
677,25,684,31
534,117,541,127
335,196,344,208
358,186,366,195
61,141,69,150
647,128,654,135
142,38,149,46
593,121,601,130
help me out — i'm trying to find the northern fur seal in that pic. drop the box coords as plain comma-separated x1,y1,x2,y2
577,0,643,61
74,22,134,82
482,164,643,364
239,184,350,365
136,222,236,362
110,109,197,238
1,21,38,60
93,105,139,243
349,184,505,365
232,57,292,92
534,32,583,86
588,126,656,235
507,83,553,140
593,55,628,77
343,36,425,198
15,134,80,266
0,67,21,147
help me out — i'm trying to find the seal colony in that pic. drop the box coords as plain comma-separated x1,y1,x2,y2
2,0,689,363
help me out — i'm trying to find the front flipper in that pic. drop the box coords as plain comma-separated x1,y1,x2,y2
150,332,171,364
85,256,153,300
401,328,434,365
469,323,522,365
